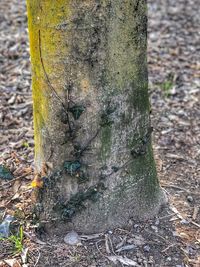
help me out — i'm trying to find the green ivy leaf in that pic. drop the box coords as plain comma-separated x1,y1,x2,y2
69,105,85,120
64,161,81,176
0,165,14,180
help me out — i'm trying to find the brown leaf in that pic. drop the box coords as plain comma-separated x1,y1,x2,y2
12,180,21,194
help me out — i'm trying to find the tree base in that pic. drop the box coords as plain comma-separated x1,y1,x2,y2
36,187,167,235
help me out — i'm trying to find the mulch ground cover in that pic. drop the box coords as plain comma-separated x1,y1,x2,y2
0,0,199,266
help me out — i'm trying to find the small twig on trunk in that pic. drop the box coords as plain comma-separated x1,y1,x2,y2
77,128,101,157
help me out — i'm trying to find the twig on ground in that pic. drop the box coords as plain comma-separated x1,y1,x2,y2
161,183,200,195
169,205,184,220
23,231,46,245
161,243,176,253
192,206,199,220
108,235,116,255
0,171,32,189
34,249,41,267
144,229,168,243
95,239,107,257
191,221,200,228
169,205,200,228
195,230,200,244
105,234,111,254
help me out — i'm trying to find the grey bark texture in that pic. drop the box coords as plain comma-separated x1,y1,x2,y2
28,0,166,234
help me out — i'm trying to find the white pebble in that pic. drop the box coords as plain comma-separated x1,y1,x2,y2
64,231,80,246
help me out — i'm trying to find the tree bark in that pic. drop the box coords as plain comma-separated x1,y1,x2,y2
27,0,166,233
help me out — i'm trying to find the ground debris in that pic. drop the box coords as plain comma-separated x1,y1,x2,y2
0,0,199,266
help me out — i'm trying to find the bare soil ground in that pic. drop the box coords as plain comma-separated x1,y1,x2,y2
0,0,199,266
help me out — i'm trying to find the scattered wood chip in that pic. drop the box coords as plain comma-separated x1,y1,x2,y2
116,244,136,253
105,234,111,254
169,205,184,220
21,247,28,264
179,232,190,239
4,259,21,267
80,233,102,240
165,153,184,160
161,183,200,195
127,235,146,246
0,262,7,267
12,180,21,194
192,206,199,220
107,255,138,266
191,221,200,229
116,236,127,249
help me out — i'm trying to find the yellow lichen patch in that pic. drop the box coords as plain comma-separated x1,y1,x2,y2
31,162,49,189
31,174,44,189
32,78,49,166
26,0,72,170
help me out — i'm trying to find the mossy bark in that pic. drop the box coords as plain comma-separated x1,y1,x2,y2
27,0,165,233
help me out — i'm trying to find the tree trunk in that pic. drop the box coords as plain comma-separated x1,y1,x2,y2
27,0,165,233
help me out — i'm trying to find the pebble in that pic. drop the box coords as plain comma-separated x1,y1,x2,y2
143,245,150,252
180,219,189,225
187,195,193,202
64,231,80,246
